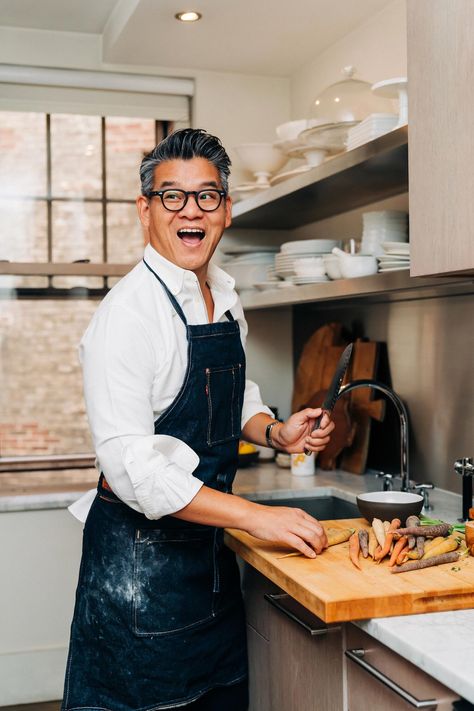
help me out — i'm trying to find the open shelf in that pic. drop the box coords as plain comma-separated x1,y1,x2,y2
239,270,474,311
231,126,408,229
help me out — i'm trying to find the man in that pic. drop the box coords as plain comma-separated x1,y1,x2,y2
63,129,334,711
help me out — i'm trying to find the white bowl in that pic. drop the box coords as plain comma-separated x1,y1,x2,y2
323,254,342,279
338,255,378,279
276,120,309,142
224,262,272,291
233,143,288,180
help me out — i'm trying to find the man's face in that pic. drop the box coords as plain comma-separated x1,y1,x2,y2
136,157,232,278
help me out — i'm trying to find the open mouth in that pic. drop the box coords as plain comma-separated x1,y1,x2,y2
177,228,206,246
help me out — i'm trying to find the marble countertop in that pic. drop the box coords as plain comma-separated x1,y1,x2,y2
2,462,473,702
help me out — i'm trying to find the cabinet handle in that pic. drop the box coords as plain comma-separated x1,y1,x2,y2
264,593,339,636
345,648,438,709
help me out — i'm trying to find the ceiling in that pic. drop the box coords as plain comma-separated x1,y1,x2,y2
0,0,394,76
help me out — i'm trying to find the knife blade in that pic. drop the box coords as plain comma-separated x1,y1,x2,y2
303,343,353,456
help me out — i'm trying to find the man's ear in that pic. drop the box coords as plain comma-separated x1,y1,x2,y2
136,194,150,228
224,195,232,229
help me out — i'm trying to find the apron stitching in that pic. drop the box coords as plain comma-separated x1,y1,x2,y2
153,337,194,430
231,366,236,437
206,368,212,446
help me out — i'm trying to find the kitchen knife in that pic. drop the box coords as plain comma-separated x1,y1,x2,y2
303,342,353,456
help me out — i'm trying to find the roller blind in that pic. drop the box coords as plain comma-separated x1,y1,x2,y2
0,64,193,121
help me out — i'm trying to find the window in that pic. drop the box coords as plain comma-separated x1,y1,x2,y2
0,111,168,470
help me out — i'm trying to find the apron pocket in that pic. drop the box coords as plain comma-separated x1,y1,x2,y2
206,363,242,446
132,527,215,637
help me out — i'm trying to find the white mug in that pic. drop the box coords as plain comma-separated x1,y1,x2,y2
291,452,315,477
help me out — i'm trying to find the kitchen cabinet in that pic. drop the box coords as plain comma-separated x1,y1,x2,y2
345,625,459,711
241,564,464,711
408,0,474,277
242,564,343,711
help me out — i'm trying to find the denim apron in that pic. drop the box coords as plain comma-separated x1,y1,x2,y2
62,259,248,711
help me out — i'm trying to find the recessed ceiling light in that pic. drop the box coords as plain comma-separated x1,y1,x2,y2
175,10,202,22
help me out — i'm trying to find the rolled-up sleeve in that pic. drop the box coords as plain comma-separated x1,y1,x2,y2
80,303,203,520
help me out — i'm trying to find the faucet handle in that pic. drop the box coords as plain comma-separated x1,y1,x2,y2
413,482,435,510
376,471,394,491
454,458,474,476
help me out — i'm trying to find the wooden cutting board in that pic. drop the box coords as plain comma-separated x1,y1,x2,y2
292,323,344,413
225,519,474,623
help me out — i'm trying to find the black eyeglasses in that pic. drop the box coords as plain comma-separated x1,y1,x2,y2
145,188,227,212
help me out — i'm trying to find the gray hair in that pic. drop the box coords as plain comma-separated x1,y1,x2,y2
140,128,231,195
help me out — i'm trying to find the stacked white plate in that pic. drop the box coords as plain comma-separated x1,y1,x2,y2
275,239,340,278
377,241,410,272
346,113,399,151
289,275,330,285
361,210,408,256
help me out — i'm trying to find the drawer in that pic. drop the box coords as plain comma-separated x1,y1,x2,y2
345,625,459,711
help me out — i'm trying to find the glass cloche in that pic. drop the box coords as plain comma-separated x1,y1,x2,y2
310,66,394,124
300,66,395,152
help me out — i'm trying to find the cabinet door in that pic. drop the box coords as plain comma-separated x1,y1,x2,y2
247,623,271,711
345,625,459,711
267,594,343,711
408,0,474,276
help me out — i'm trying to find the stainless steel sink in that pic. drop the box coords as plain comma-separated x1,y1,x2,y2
253,495,359,520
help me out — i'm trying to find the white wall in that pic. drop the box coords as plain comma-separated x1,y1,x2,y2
290,0,407,118
0,508,83,705
0,25,290,187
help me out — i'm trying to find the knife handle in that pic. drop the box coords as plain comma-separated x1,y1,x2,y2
303,412,325,456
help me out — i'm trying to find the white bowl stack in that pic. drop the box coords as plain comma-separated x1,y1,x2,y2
274,239,340,280
221,246,279,292
361,210,408,256
346,113,399,151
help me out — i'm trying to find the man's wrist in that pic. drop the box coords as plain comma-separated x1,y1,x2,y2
265,420,284,450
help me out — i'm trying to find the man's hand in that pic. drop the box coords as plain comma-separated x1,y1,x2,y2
272,408,335,454
246,503,328,558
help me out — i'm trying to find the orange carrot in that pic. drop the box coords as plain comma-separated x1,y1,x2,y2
349,531,361,570
374,518,401,561
389,535,408,567
397,550,409,566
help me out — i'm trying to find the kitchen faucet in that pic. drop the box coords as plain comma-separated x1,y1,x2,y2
336,379,411,492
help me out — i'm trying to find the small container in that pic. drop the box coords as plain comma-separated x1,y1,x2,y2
291,452,315,477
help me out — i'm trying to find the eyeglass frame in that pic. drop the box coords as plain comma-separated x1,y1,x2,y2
144,188,227,212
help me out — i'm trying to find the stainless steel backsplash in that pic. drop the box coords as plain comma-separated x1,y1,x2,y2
293,292,474,494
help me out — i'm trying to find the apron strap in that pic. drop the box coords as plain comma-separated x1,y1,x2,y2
143,259,188,326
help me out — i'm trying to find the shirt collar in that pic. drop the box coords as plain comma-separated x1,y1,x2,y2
143,243,236,296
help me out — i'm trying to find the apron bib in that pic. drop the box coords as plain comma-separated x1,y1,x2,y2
62,260,248,711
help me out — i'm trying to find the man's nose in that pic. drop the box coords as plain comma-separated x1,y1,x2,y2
179,194,202,218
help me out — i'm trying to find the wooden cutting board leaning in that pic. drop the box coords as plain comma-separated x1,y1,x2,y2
292,324,386,473
224,519,474,623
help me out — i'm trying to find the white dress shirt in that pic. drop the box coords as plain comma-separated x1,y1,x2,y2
69,243,273,523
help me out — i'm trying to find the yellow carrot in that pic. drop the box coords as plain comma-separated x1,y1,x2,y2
374,519,401,561
372,518,386,548
368,527,378,558
423,537,459,560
